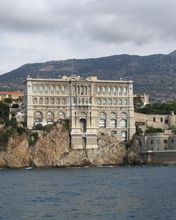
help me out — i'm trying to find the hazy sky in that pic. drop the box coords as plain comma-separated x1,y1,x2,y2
1,0,176,74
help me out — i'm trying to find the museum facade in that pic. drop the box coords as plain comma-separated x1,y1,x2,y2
25,75,135,149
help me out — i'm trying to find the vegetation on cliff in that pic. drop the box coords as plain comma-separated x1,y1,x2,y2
0,122,140,168
135,102,176,114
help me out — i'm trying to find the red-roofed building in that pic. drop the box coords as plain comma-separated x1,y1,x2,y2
0,91,24,102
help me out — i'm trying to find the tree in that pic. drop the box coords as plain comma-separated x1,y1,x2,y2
0,102,9,121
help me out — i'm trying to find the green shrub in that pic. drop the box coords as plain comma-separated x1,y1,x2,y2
135,102,176,115
11,104,19,108
6,118,18,129
0,130,10,149
145,127,164,134
43,124,53,132
17,127,26,135
135,127,143,136
28,132,39,146
33,123,43,130
62,119,70,131
0,102,9,121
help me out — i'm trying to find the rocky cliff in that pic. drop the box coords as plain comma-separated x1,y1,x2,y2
0,124,141,168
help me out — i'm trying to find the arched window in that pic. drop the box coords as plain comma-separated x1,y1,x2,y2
46,111,54,124
123,99,127,105
80,118,86,133
110,119,117,128
61,86,65,93
111,112,117,119
33,85,37,93
111,130,117,137
86,98,89,105
85,86,88,94
102,86,106,93
33,98,37,104
73,98,76,105
39,85,42,93
121,112,127,118
120,119,127,128
62,98,66,105
58,112,65,119
81,85,84,94
119,99,122,105
108,86,111,94
45,85,49,93
97,99,101,105
39,98,43,105
119,87,122,95
56,98,60,104
56,86,60,93
121,131,127,140
102,99,106,105
50,85,54,93
110,112,117,128
99,112,106,118
113,99,117,105
73,85,76,94
123,87,127,95
99,118,106,128
34,111,42,120
51,98,54,104
99,112,106,128
108,99,112,105
78,98,81,105
77,86,80,94
88,86,91,94
45,98,49,104
97,86,100,93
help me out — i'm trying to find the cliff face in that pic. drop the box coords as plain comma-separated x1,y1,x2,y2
0,125,132,168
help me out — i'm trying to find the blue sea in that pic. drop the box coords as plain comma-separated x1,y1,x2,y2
0,166,176,220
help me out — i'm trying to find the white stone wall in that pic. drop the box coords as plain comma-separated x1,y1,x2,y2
25,76,135,148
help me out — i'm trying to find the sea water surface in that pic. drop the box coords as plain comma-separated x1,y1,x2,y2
0,166,176,220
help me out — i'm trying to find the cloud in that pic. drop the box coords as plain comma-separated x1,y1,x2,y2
0,0,176,73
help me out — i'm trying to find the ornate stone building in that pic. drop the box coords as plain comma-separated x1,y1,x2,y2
25,75,135,149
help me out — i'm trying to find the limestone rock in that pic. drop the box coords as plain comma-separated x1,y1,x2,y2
0,125,128,168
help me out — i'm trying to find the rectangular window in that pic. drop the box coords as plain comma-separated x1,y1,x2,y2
153,117,156,122
160,118,163,122
163,139,167,144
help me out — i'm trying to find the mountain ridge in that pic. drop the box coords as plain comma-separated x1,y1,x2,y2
0,51,176,101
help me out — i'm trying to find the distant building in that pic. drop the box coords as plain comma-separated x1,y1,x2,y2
25,75,135,149
135,111,176,130
0,91,24,102
134,93,150,107
140,130,176,152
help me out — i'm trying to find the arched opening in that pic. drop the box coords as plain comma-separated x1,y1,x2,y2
46,111,54,124
110,119,117,128
99,118,106,128
33,98,37,104
111,130,117,137
121,131,127,140
34,111,43,125
80,118,86,133
120,119,127,128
